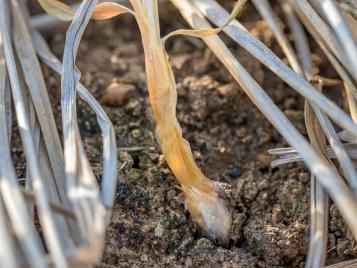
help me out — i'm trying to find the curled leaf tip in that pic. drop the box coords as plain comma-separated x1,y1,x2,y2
37,0,133,21
91,2,134,20
162,28,220,44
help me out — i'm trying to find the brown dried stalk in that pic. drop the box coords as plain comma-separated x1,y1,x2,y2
129,0,231,242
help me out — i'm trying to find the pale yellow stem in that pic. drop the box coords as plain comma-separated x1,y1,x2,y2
130,0,231,242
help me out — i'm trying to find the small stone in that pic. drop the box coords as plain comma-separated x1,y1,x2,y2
217,83,236,96
166,189,177,201
185,257,193,267
257,179,269,190
131,129,141,139
227,164,242,179
154,223,164,237
140,254,148,262
244,183,259,201
298,172,309,183
126,99,142,116
256,153,271,166
242,135,253,144
101,82,135,106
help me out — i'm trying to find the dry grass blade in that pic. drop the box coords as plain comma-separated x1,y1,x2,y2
251,0,302,74
31,30,117,211
288,0,357,80
276,3,357,194
172,0,357,240
220,0,247,28
162,28,220,44
287,0,357,100
316,0,357,76
60,0,100,243
275,5,330,266
313,102,357,193
269,143,357,166
304,97,329,268
195,13,356,252
91,2,133,19
2,0,354,265
0,0,67,265
1,30,44,268
58,0,122,262
191,0,357,138
307,175,328,268
162,0,247,47
12,0,68,211
337,0,357,18
0,199,18,268
281,1,313,77
4,80,11,140
281,6,357,262
345,82,357,123
37,0,132,21
237,1,354,263
325,258,357,267
0,0,118,264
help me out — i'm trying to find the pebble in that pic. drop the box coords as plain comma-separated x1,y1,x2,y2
166,189,177,201
256,153,271,166
257,179,269,190
244,182,259,201
217,83,236,96
101,82,135,106
154,223,164,237
227,164,242,179
298,172,310,183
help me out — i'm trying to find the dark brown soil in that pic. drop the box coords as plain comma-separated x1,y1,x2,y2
26,1,356,267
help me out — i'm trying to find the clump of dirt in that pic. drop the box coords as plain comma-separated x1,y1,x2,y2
25,1,357,267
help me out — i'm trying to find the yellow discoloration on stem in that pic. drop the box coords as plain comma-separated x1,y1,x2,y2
130,0,231,242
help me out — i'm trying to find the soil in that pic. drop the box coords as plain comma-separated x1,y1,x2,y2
25,1,356,267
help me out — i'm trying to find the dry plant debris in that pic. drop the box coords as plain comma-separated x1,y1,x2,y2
0,0,356,266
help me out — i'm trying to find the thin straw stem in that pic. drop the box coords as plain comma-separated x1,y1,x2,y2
172,0,357,239
0,0,67,265
192,0,357,138
251,0,302,74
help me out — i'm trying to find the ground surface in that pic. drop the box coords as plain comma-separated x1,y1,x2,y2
25,1,357,267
